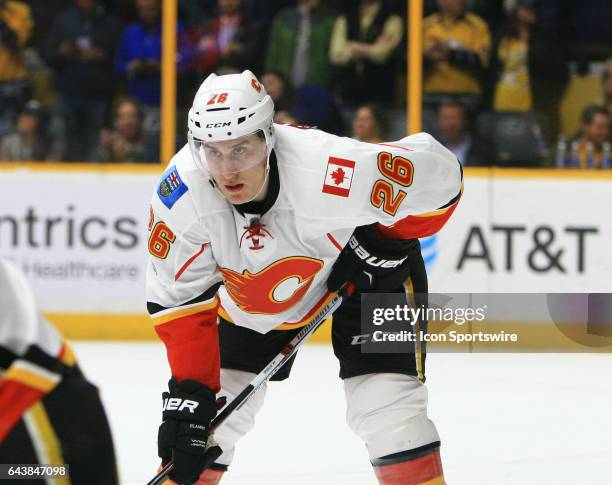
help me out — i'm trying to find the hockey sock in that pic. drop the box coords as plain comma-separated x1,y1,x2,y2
372,445,444,485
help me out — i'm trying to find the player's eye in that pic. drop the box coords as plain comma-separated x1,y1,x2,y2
233,146,247,157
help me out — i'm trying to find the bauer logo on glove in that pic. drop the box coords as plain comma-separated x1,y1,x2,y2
162,398,200,414
348,235,408,268
327,224,420,293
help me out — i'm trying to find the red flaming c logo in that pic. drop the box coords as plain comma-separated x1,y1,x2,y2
220,257,324,314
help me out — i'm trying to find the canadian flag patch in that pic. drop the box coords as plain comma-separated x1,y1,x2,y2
322,157,355,197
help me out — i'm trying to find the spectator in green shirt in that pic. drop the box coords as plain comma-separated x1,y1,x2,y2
265,0,337,91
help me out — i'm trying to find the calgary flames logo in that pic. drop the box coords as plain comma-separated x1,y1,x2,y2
220,257,324,314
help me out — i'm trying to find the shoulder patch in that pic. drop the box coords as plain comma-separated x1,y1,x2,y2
322,156,355,198
157,166,188,209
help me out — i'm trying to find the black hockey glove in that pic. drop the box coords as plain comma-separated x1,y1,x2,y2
327,224,419,293
158,377,222,485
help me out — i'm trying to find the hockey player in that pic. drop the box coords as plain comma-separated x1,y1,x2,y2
0,259,118,484
147,70,462,485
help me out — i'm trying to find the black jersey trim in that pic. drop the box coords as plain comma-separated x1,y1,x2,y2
0,345,77,378
147,282,222,316
0,346,17,371
371,441,441,467
22,345,77,376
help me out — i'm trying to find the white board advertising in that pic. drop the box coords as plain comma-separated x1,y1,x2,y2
1,167,160,313
425,174,612,293
2,167,611,320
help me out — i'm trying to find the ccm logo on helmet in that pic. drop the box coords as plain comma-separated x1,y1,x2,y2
348,236,407,268
163,398,199,413
206,122,231,128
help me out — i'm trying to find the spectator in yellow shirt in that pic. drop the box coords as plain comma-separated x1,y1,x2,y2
423,0,491,102
488,0,569,144
491,3,535,112
0,0,31,82
0,0,33,136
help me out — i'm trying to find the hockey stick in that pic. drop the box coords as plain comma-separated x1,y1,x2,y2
146,283,355,485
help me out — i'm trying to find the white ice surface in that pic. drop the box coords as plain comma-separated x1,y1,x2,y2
72,343,612,485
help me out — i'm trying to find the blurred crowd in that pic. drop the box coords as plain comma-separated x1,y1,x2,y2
0,0,610,167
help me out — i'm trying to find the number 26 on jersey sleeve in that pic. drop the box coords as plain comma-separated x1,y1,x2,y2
370,152,414,216
149,222,176,259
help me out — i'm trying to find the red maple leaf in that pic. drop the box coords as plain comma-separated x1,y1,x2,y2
330,167,346,185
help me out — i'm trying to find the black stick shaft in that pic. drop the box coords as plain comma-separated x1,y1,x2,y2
145,284,353,485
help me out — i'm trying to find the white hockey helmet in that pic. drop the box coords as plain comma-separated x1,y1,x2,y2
188,70,275,176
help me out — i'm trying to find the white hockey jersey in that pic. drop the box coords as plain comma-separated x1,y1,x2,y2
146,125,462,342
0,259,76,441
